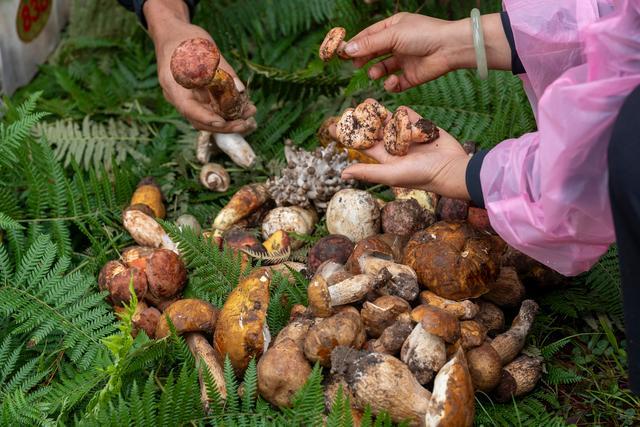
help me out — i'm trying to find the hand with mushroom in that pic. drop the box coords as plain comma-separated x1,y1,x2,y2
143,0,256,133
331,105,471,200
338,12,511,92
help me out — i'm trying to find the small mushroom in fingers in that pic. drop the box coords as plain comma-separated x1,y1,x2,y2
200,163,230,192
319,27,349,61
383,108,439,156
336,101,388,150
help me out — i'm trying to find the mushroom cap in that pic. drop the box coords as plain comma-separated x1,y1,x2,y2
336,101,387,150
133,305,162,339
146,249,187,300
200,163,230,192
120,246,155,272
417,305,461,343
466,342,502,392
383,108,411,156
98,260,126,294
307,234,354,273
474,300,506,335
304,308,365,366
436,197,469,221
155,298,218,338
459,320,488,349
175,214,202,234
327,189,381,244
403,221,499,300
361,295,411,338
130,184,165,219
223,228,265,253
261,206,318,244
108,266,148,306
170,38,220,89
307,274,332,317
425,348,475,427
319,27,346,61
381,198,427,236
345,234,393,274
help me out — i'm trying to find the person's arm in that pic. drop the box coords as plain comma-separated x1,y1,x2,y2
117,0,256,133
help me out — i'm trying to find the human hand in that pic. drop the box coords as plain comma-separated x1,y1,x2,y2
145,1,256,133
331,104,470,199
344,12,511,92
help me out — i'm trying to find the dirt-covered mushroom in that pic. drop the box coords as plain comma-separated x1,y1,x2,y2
324,375,364,424
214,268,271,375
273,314,314,349
327,189,381,242
474,300,505,335
467,207,494,234
307,234,354,273
258,338,312,407
98,260,126,297
357,251,419,301
490,300,539,365
122,207,178,252
377,233,410,263
383,107,439,156
263,230,291,254
485,267,526,307
493,355,543,402
424,348,475,427
200,163,230,192
155,299,219,338
403,221,499,300
392,187,438,220
261,206,318,250
212,183,270,234
419,290,479,320
381,199,428,237
330,347,431,426
345,235,393,274
436,197,470,221
401,323,447,384
145,249,187,301
130,178,165,219
459,320,487,350
319,27,349,61
223,228,265,253
106,265,148,307
336,100,388,150
465,342,502,392
366,312,414,355
304,307,366,366
132,302,161,339
361,295,411,338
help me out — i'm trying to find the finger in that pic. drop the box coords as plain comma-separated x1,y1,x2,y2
344,28,396,59
368,57,400,80
341,163,406,187
241,102,257,119
178,98,228,128
349,15,396,41
190,118,256,134
383,74,415,93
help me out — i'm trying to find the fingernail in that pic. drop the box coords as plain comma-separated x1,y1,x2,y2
341,172,353,180
211,120,225,127
345,42,358,55
233,77,246,92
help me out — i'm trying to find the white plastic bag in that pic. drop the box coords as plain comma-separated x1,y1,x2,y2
0,0,70,95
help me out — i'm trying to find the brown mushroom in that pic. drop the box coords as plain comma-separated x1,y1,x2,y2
383,107,439,156
357,251,419,301
122,208,178,252
130,178,165,219
403,221,499,300
186,332,227,411
145,249,188,301
490,300,539,365
200,163,230,192
257,338,312,407
98,260,126,297
401,323,447,384
474,300,506,335
424,348,475,427
319,27,349,61
335,101,388,150
212,183,270,233
307,234,354,273
361,295,411,338
214,268,271,375
261,206,318,250
223,228,265,253
307,264,376,317
419,290,479,320
376,233,410,263
493,355,543,402
330,347,431,426
263,230,291,254
304,307,365,366
485,267,526,307
132,302,161,339
381,199,428,237
436,197,470,221
418,305,461,344
467,207,495,234
466,342,503,392
155,299,219,338
107,266,148,307
392,187,438,220
459,320,488,350
345,235,393,274
366,312,414,355
120,246,155,272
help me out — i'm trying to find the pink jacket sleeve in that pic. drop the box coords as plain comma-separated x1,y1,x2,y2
481,0,640,275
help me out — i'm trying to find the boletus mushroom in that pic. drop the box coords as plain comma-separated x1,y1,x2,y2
484,266,526,308
381,198,429,237
419,290,479,320
403,221,499,300
100,261,148,307
366,312,414,355
357,251,419,301
490,299,539,365
186,332,227,411
436,197,470,221
335,100,388,150
493,355,543,402
122,207,178,252
307,234,354,273
319,27,349,61
304,307,366,366
465,342,503,392
132,301,161,339
155,298,218,338
144,249,188,302
360,295,411,338
130,177,165,219
261,206,318,250
383,107,439,156
330,347,431,426
214,268,271,375
212,183,270,234
474,300,505,336
327,189,381,243
345,235,393,274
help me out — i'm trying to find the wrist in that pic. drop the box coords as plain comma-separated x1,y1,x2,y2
145,0,190,44
440,155,471,200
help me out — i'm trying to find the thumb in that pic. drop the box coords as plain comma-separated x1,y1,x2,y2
342,163,404,187
345,29,394,58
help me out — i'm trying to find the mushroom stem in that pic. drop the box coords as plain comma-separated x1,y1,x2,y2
490,300,539,365
383,108,439,156
419,290,479,320
330,347,431,426
366,312,414,355
212,183,270,233
213,132,257,169
474,300,505,335
466,342,503,392
494,355,543,402
400,323,446,385
485,267,526,307
196,131,219,164
186,332,227,412
307,268,378,317
358,251,419,301
122,208,178,253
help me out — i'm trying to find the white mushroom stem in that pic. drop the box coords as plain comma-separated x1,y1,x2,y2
196,131,218,164
358,252,419,300
400,323,446,385
186,333,227,412
213,132,256,168
328,274,377,306
122,209,178,253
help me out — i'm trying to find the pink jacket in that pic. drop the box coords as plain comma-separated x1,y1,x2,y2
481,0,640,275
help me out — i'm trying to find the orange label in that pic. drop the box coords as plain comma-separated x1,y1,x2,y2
16,0,52,42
